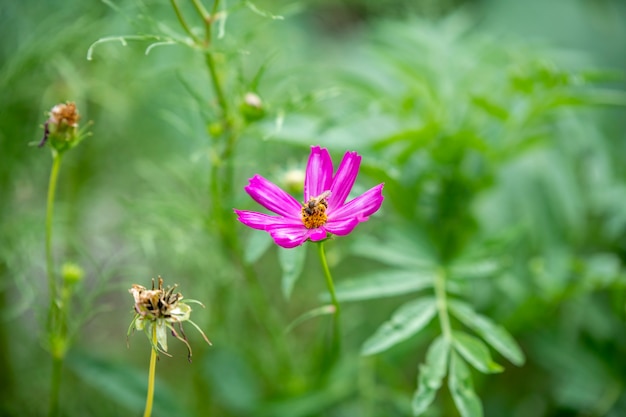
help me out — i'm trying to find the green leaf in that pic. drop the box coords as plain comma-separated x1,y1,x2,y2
452,331,503,374
449,300,525,366
284,305,336,334
350,234,436,269
471,95,509,120
244,231,273,264
412,335,450,416
67,351,183,415
331,270,434,302
278,245,307,299
449,259,501,280
448,351,483,417
361,297,436,356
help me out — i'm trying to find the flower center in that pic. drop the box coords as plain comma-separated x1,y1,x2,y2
301,191,330,229
130,277,182,320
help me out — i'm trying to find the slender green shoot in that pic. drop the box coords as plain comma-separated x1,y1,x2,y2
143,325,158,417
317,241,342,357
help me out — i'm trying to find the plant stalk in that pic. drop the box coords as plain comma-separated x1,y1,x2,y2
169,0,202,45
143,325,158,417
46,151,62,417
434,268,452,342
317,241,342,357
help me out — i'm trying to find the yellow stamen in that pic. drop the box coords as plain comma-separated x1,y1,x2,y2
301,192,329,229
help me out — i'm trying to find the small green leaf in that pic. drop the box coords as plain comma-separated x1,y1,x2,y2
471,95,509,120
449,259,501,280
412,336,450,416
244,231,273,264
449,300,525,366
284,305,336,334
361,297,436,356
330,270,434,302
452,331,503,374
278,245,307,299
67,351,183,415
350,226,437,269
351,238,435,269
448,351,484,417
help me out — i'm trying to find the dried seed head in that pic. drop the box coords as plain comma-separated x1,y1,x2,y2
128,276,211,361
49,102,80,128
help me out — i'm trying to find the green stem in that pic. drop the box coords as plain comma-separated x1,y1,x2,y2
143,325,158,417
317,241,342,356
48,357,63,417
46,152,62,324
46,151,62,417
358,356,376,417
191,0,210,20
169,0,202,45
204,52,229,120
191,0,211,43
434,268,452,342
210,0,221,15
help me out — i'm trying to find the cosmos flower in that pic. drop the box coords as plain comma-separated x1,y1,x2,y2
128,277,211,361
235,146,384,248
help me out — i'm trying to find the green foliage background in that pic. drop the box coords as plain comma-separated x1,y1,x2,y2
1,0,626,416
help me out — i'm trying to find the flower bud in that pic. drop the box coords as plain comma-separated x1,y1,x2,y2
281,168,305,195
61,262,84,285
239,92,265,122
38,101,87,152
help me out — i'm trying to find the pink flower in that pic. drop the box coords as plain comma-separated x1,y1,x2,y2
234,146,384,248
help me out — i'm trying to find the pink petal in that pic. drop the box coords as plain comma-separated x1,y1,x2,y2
245,175,302,218
266,224,311,248
308,227,328,241
304,146,333,201
234,209,294,230
323,217,359,236
328,151,361,211
329,183,384,222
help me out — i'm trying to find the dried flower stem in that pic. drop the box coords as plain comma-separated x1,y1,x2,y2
143,325,158,417
317,241,341,357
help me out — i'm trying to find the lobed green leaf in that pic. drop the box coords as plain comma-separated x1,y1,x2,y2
361,297,436,356
331,270,434,302
278,245,307,300
448,351,484,417
448,259,501,280
449,300,525,366
452,331,503,374
412,335,450,416
350,233,436,269
244,231,274,264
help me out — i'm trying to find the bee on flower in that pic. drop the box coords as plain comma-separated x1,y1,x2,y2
235,145,384,248
128,277,211,361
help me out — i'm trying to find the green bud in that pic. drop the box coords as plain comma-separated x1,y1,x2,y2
62,262,84,284
281,168,305,195
208,121,224,138
50,334,68,359
239,92,265,123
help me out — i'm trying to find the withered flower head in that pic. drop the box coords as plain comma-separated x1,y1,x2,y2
49,102,80,128
38,101,89,152
128,277,211,361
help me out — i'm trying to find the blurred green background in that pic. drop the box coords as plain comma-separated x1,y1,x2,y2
1,0,626,416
